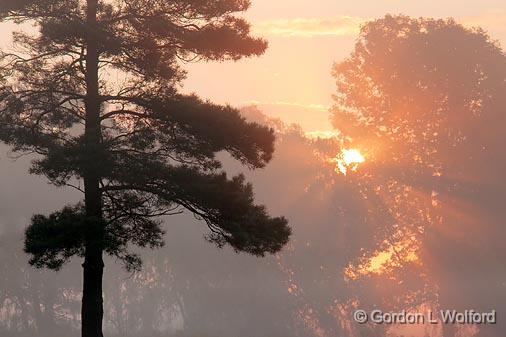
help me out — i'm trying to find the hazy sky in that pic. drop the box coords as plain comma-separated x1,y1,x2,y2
1,1,506,132
183,0,506,131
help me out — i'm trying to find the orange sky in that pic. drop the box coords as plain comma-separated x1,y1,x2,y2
183,0,506,134
1,1,506,134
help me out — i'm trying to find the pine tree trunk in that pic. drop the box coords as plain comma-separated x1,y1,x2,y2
82,1,104,336
82,244,104,337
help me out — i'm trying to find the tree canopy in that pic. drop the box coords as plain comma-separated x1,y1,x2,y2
0,0,289,270
332,15,506,337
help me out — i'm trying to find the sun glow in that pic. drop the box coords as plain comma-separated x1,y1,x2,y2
345,244,420,280
335,149,365,175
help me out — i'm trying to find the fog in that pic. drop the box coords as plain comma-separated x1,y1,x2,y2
1,12,506,337
2,101,504,337
0,111,355,337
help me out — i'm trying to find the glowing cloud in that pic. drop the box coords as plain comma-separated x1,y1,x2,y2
253,16,367,38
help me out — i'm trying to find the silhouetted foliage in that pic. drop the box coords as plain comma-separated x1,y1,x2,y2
332,15,506,337
0,1,290,336
0,110,334,337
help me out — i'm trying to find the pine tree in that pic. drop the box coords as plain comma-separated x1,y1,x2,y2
0,1,290,336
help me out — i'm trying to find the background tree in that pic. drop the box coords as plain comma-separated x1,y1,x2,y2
332,15,506,337
0,1,290,337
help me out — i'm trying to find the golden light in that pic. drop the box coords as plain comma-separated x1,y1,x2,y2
334,148,365,175
345,243,420,280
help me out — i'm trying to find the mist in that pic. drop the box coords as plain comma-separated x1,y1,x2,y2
1,5,506,337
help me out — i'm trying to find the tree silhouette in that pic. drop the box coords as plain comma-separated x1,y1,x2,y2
332,15,506,337
0,1,290,337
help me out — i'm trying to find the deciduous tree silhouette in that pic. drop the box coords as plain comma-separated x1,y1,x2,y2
0,1,290,337
332,15,506,337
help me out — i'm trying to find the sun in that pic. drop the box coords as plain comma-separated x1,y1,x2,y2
342,149,365,165
335,148,365,175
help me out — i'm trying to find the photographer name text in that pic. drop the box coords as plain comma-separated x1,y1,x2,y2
353,309,496,325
